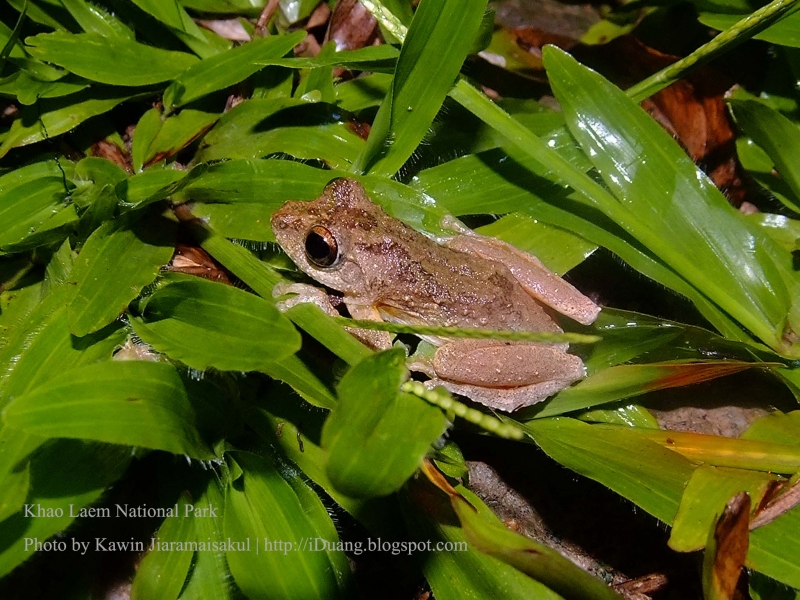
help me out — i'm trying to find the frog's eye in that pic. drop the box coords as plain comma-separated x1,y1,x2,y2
305,226,340,268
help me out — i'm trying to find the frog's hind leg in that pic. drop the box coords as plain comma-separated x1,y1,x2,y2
442,221,600,326
427,339,585,411
427,378,577,412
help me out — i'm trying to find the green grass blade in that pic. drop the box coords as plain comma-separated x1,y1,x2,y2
728,98,800,203
129,0,227,58
200,123,364,168
260,355,337,410
402,484,564,600
627,0,800,100
535,361,761,418
0,175,70,250
353,0,488,176
0,88,141,158
115,168,187,206
0,441,131,578
699,11,800,47
130,493,196,600
175,477,234,600
250,406,396,535
142,108,220,166
132,107,162,172
0,285,126,410
670,465,774,552
60,0,135,40
163,31,306,110
25,31,198,85
543,48,797,355
224,452,348,600
451,486,625,599
521,417,696,523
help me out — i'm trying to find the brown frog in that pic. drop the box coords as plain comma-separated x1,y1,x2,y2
271,178,600,411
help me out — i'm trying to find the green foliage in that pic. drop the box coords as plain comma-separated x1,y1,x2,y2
131,493,196,600
224,452,351,599
322,349,447,497
132,274,301,370
1,0,800,597
3,361,212,458
26,32,199,85
67,210,177,335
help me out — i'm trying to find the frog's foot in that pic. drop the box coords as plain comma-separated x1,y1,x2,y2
272,282,339,316
430,339,585,411
440,214,473,236
444,229,600,326
406,354,436,378
426,377,577,412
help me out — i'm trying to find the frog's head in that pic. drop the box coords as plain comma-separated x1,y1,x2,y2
271,178,380,294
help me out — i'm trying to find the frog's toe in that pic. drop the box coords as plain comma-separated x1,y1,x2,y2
272,283,339,316
435,379,577,412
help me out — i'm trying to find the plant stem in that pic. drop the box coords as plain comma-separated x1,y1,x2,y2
336,317,601,344
360,0,408,42
401,381,525,440
627,0,800,102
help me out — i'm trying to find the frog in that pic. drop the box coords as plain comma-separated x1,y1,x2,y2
271,178,601,411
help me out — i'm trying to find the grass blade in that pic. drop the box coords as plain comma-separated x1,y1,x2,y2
353,0,487,176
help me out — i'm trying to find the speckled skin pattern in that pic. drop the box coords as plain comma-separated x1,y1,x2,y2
271,178,601,411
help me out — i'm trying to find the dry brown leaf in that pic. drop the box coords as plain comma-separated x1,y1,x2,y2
578,36,748,205
324,0,379,52
90,139,131,173
704,492,750,600
168,243,232,284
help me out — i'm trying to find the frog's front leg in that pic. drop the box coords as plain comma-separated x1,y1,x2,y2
441,217,600,325
423,339,585,411
273,283,391,349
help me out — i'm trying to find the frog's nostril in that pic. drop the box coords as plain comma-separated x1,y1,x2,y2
271,210,293,230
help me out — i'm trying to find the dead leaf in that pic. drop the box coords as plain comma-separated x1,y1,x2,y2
614,572,668,599
644,362,757,392
196,19,250,42
295,32,321,58
90,139,132,173
324,0,379,52
169,243,232,284
703,492,750,600
512,27,578,60
306,2,332,30
575,36,748,206
751,477,800,529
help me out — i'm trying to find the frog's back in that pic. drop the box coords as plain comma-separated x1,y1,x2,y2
361,233,561,334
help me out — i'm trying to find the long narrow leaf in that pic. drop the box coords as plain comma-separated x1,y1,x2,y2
353,0,487,175
543,47,797,356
